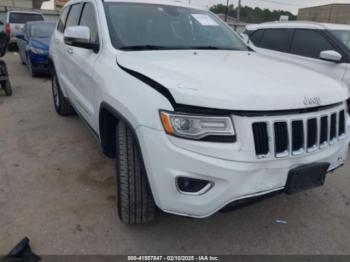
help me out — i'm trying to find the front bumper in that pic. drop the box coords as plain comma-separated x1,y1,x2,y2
137,125,349,218
29,53,50,73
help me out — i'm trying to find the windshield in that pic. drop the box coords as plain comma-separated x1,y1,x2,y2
331,30,350,49
10,13,44,24
104,3,247,51
30,23,55,38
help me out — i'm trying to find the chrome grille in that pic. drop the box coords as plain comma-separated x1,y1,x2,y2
252,109,346,158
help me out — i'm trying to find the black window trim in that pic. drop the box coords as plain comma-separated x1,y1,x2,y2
58,5,71,33
63,2,84,32
78,1,100,46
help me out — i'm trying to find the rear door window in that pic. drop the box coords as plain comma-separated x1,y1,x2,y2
65,3,83,29
291,29,335,59
258,29,292,52
10,13,44,24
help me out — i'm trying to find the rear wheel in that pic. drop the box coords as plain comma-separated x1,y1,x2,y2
52,69,75,116
116,121,156,224
2,81,12,96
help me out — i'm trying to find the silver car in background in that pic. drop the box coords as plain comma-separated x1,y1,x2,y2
5,11,45,45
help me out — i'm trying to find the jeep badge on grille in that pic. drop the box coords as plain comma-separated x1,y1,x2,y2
303,96,321,106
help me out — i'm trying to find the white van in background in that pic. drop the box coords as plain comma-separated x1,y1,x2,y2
5,11,45,45
242,22,350,109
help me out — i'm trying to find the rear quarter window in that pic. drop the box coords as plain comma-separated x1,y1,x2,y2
9,13,44,24
249,30,264,46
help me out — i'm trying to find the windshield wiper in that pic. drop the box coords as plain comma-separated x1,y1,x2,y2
190,46,239,50
119,45,174,51
119,45,241,51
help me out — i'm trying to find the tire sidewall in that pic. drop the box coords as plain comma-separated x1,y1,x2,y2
4,81,12,96
115,123,124,221
52,70,62,113
27,54,35,77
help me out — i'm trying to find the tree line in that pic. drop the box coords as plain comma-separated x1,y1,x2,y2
210,4,297,23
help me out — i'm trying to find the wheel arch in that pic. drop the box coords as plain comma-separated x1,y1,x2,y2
98,101,158,211
99,102,139,159
48,57,54,75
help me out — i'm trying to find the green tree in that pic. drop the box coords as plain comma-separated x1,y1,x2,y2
210,4,296,23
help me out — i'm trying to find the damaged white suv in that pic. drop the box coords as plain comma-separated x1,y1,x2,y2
50,0,350,224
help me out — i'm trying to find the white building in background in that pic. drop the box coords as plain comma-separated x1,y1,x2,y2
1,0,50,9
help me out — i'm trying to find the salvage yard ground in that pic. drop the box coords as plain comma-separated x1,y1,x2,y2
0,52,350,255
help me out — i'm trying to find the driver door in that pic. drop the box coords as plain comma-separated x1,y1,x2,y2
63,1,100,128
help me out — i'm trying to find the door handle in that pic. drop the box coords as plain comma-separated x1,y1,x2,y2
55,38,60,44
67,48,74,55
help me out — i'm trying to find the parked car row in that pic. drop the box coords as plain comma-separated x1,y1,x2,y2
5,10,45,45
0,10,53,76
17,21,56,76
4,1,350,225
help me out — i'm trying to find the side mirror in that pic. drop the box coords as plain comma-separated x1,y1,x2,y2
0,21,4,25
16,33,25,40
320,50,342,63
64,26,99,52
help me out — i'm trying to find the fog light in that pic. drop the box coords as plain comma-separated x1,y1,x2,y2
176,177,213,195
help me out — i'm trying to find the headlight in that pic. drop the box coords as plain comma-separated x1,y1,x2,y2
159,111,235,142
30,47,47,54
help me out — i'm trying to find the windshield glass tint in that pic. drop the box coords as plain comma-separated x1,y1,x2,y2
30,23,55,38
331,30,350,49
10,13,44,24
104,3,247,51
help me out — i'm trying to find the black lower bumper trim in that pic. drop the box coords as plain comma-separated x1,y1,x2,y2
220,190,283,213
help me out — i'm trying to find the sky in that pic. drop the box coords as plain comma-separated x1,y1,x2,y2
42,0,350,15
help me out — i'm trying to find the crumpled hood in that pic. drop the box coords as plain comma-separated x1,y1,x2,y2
117,50,349,111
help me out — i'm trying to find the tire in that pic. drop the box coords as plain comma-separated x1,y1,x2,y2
27,55,36,77
2,81,12,96
116,121,156,224
52,69,75,116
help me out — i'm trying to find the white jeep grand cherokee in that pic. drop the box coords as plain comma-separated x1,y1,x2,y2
50,0,350,224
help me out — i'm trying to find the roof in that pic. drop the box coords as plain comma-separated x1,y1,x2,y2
7,10,44,14
299,3,350,11
68,0,195,9
246,21,350,31
26,21,57,25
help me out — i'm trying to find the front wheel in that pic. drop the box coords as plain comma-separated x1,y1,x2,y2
52,69,75,116
116,121,156,224
2,81,12,96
